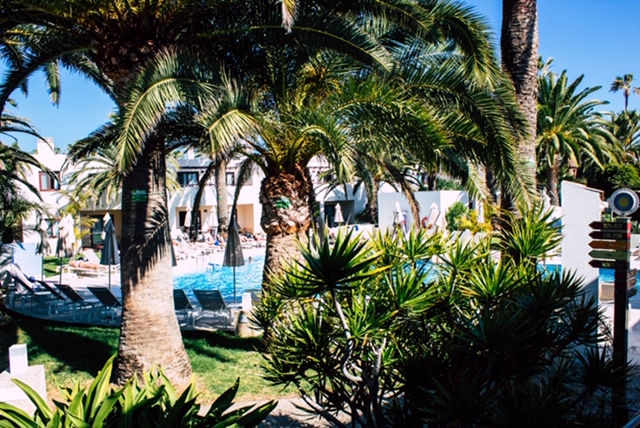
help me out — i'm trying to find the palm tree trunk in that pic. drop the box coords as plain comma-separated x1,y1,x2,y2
215,159,229,235
259,166,313,286
382,160,421,226
501,0,539,187
427,172,437,191
116,133,192,386
546,162,560,206
368,178,380,224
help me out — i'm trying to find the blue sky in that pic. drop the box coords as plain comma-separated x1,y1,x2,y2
5,0,640,152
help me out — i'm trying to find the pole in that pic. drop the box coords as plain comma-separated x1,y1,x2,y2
613,217,631,425
233,266,237,306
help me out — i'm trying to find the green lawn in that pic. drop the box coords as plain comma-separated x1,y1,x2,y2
0,313,294,404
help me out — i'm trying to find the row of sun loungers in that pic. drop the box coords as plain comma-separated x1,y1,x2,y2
3,270,122,324
2,267,252,330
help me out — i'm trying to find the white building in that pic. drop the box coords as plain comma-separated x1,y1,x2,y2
17,139,372,251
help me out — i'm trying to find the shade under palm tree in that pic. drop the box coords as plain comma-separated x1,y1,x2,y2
100,216,120,290
223,209,244,306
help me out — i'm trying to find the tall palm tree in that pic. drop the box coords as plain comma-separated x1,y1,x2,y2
610,74,640,111
213,54,527,284
0,108,49,242
537,71,616,205
0,0,399,384
501,0,539,191
0,111,45,198
603,110,640,164
175,1,528,284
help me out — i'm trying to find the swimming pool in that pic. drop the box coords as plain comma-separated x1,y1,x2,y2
175,260,638,306
173,255,265,305
538,264,640,287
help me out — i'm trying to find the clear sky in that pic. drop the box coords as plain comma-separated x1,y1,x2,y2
4,0,640,153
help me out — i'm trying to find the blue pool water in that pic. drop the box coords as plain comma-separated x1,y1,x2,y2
174,261,637,305
538,264,640,286
174,255,265,305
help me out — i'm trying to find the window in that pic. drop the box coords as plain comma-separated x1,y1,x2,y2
90,215,105,247
177,171,199,187
226,172,236,186
39,171,60,191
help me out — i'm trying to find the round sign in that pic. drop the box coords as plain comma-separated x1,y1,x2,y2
609,188,640,216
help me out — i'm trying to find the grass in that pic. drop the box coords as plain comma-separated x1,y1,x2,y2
43,255,69,278
0,313,295,404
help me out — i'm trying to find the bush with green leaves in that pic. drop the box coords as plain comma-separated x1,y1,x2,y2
445,201,469,231
256,205,625,427
0,355,276,427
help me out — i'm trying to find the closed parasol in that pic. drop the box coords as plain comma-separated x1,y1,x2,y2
223,209,244,306
100,215,120,290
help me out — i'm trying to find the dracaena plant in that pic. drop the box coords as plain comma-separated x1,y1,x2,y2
257,208,624,427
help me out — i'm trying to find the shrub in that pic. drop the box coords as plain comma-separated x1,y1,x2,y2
445,201,469,231
458,209,492,233
0,355,276,427
257,207,624,427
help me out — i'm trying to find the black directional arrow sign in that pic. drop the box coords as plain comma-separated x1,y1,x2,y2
589,221,631,231
589,231,631,240
589,259,630,269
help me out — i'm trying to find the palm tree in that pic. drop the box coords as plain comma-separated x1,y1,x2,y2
610,74,640,111
603,110,640,164
537,71,616,205
501,0,539,191
0,0,396,384
0,108,50,242
167,1,527,284
216,52,527,285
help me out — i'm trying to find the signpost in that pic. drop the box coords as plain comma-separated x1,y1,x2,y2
589,217,634,424
589,240,630,250
589,230,631,240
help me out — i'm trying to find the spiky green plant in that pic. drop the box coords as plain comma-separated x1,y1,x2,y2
258,206,624,427
0,355,276,427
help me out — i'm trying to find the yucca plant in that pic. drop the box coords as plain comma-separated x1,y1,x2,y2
259,206,624,427
0,355,276,427
493,201,562,270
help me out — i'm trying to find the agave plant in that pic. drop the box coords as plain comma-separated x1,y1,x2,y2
0,355,276,427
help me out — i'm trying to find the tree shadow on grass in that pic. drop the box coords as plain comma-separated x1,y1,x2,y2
4,312,264,376
0,312,19,372
182,329,264,353
9,312,118,377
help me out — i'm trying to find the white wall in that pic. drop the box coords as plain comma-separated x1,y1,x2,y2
561,181,602,299
377,190,468,230
21,139,69,247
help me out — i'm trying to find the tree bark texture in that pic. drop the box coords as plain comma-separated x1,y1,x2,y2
545,161,560,206
368,179,380,225
116,134,192,386
501,0,539,184
259,165,313,286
